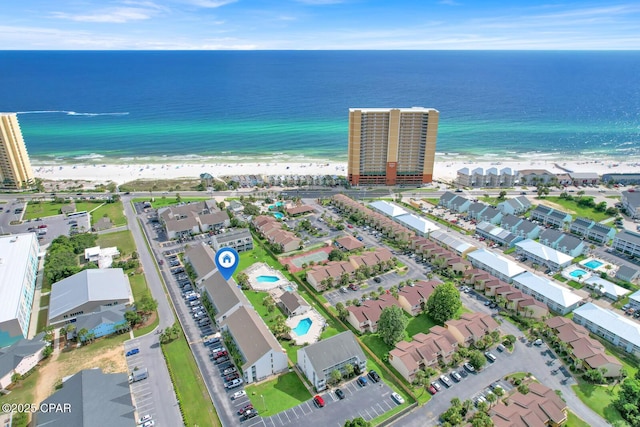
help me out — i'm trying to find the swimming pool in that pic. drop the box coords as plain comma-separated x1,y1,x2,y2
256,275,280,283
269,202,284,210
584,259,604,270
272,212,284,219
293,318,312,336
570,269,588,278
283,285,295,293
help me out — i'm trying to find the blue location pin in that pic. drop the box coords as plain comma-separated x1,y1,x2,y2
215,248,240,280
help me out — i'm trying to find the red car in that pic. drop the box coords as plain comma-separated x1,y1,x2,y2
213,351,228,359
313,395,325,408
428,385,438,395
238,404,254,415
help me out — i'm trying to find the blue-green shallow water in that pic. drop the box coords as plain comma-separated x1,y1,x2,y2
1,51,638,164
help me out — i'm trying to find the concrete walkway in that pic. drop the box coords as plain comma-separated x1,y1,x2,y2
27,255,47,339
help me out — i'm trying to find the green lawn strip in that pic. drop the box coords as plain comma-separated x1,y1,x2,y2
245,371,312,416
554,274,568,282
133,317,159,338
567,280,584,290
0,369,40,427
480,196,501,205
129,273,150,301
131,196,210,209
540,197,613,222
90,201,127,226
36,309,48,333
505,372,529,381
423,198,440,206
23,201,68,219
39,294,50,307
571,381,627,426
405,312,437,338
162,335,221,427
566,410,591,427
96,230,137,256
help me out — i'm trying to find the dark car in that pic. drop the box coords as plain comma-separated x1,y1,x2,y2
357,376,368,387
241,409,258,421
335,389,345,400
238,404,254,415
367,370,381,383
373,277,382,283
224,373,240,382
125,348,139,357
214,356,230,364
458,369,468,378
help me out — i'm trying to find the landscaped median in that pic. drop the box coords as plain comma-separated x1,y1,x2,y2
161,331,221,427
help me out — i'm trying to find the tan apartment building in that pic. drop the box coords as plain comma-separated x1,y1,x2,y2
0,113,35,190
347,107,439,186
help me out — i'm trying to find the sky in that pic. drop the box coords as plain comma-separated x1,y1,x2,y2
2,0,639,50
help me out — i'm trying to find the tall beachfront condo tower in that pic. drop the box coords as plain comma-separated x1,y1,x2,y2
0,113,35,190
347,107,439,186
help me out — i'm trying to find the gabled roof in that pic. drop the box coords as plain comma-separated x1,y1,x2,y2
335,235,365,251
213,228,252,245
515,239,574,265
439,192,458,204
298,331,366,381
184,242,216,281
35,368,135,426
467,249,526,278
395,213,439,234
279,291,308,313
513,272,583,308
540,228,563,243
72,306,129,333
574,303,640,348
584,276,631,299
500,214,523,229
369,201,407,218
49,269,132,321
0,333,47,378
221,306,283,369
615,230,640,246
201,270,249,317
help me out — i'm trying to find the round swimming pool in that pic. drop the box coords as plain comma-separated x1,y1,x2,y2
256,275,280,283
570,269,588,278
293,318,312,336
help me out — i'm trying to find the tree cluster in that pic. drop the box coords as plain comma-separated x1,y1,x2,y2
44,234,98,284
377,305,408,346
614,371,640,427
426,282,462,324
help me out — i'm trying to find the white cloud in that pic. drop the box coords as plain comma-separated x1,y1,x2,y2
51,7,157,23
183,0,238,8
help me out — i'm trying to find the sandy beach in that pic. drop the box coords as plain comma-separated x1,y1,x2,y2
31,158,640,186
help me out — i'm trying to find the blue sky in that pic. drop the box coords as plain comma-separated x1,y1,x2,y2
2,1,639,49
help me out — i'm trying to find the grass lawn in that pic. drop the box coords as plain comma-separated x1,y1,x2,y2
97,230,137,257
129,272,150,301
40,294,50,307
540,197,614,222
567,410,591,427
567,280,584,290
571,381,627,426
0,369,40,427
24,201,69,219
90,201,127,226
245,372,312,415
57,333,129,363
162,335,221,427
480,196,501,205
132,196,210,209
554,274,568,282
36,309,48,333
121,178,202,193
405,312,437,338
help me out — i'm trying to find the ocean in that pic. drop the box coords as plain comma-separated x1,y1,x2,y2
1,50,639,164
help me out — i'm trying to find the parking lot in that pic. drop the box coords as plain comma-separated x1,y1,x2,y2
123,341,157,422
250,377,398,427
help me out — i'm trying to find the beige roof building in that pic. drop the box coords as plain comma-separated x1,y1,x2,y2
346,294,401,333
445,312,499,346
0,113,34,190
491,382,566,427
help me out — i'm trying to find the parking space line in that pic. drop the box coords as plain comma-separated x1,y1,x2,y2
290,406,299,418
283,410,291,423
377,403,385,413
277,412,285,425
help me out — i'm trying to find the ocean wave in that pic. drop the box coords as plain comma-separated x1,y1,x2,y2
73,153,105,160
16,110,129,117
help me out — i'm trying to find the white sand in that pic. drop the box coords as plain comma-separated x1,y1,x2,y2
32,158,640,186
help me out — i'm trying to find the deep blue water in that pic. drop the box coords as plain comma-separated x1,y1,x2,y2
1,50,639,163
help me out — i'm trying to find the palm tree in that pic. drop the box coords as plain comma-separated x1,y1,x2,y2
78,328,89,343
486,392,497,408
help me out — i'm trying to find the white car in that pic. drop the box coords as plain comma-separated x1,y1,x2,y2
141,421,155,427
391,392,405,405
138,415,152,424
231,390,246,400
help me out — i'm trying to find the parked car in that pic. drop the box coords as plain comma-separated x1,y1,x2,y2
241,410,258,421
125,348,139,357
231,390,246,400
463,363,475,373
335,389,345,400
496,344,506,352
138,415,152,424
357,376,368,387
225,373,240,382
391,392,405,405
485,351,497,362
450,371,462,382
439,375,452,388
373,277,381,283
428,384,438,395
367,370,381,383
430,381,442,392
214,356,229,364
238,404,253,415
225,378,243,389
313,395,325,408
223,367,238,375
458,369,468,378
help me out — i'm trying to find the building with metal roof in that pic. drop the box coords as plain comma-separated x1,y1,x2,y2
369,201,408,218
512,272,583,315
184,241,217,285
211,228,254,253
200,270,249,323
497,196,531,215
573,303,640,357
48,269,133,326
570,217,616,244
34,368,135,427
617,265,640,284
0,332,47,389
297,331,367,391
612,230,640,258
0,233,39,347
395,213,440,237
583,276,631,301
467,249,526,283
475,222,523,248
515,239,574,271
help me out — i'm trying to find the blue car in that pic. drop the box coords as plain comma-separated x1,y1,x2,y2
126,348,140,357
357,376,368,387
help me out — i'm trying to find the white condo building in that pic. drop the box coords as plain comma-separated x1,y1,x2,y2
0,233,40,347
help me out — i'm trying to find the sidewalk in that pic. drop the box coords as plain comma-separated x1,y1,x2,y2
27,255,47,338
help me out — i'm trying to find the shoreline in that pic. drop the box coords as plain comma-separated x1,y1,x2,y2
31,156,640,186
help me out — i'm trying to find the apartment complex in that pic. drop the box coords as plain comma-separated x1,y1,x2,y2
347,107,439,186
0,113,35,190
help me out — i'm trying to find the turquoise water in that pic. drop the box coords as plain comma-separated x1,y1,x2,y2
570,269,588,278
293,318,312,336
272,212,284,219
283,285,295,292
256,275,280,283
584,260,604,269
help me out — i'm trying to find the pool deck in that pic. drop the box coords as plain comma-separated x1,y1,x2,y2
286,309,325,345
245,262,290,291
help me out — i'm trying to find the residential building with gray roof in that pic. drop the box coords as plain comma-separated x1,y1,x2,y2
622,191,640,219
617,265,640,284
0,333,47,389
297,331,367,391
497,196,531,215
613,230,640,258
573,303,640,357
184,242,217,285
212,228,253,253
530,205,572,228
200,270,249,323
35,368,135,427
570,217,616,244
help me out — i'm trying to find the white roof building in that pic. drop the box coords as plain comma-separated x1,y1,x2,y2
84,246,120,269
0,233,40,347
429,230,476,256
48,269,133,325
467,249,526,283
583,276,631,301
369,201,408,218
573,303,640,357
515,239,573,270
395,213,440,236
512,272,583,315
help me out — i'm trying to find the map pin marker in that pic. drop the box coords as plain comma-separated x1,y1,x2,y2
215,247,240,280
